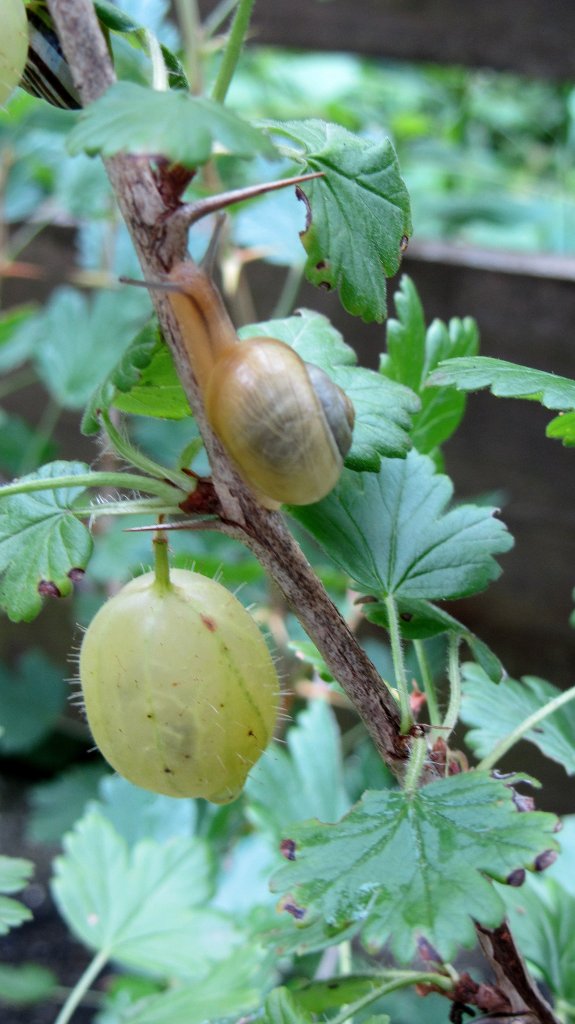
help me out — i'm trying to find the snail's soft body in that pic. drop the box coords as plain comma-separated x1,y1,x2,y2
166,261,354,507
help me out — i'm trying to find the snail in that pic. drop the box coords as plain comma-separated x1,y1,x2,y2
166,261,355,508
19,6,81,109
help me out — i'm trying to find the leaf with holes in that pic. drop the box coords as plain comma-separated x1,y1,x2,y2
262,120,411,322
290,450,513,601
271,772,558,961
0,462,93,622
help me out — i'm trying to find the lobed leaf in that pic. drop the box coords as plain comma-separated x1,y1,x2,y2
0,856,34,936
52,810,241,979
69,82,275,166
0,461,93,622
381,276,479,453
427,356,575,410
82,318,163,434
546,410,575,447
32,286,151,410
271,772,558,961
246,700,350,835
502,880,575,1007
461,663,575,772
262,119,411,322
290,450,513,602
112,946,267,1024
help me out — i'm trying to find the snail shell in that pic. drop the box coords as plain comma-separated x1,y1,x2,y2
205,336,355,506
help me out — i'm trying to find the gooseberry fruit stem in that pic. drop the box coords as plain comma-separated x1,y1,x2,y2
153,528,171,591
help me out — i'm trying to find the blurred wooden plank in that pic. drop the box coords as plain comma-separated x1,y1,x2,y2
200,0,575,80
406,240,575,282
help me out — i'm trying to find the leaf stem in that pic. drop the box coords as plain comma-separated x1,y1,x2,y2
0,471,185,505
403,736,427,793
413,639,441,727
175,0,202,93
211,0,255,104
100,410,193,491
477,682,575,772
328,970,453,1024
384,594,412,734
53,947,109,1024
441,633,462,739
72,499,181,518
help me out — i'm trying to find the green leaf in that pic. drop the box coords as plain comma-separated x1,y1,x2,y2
68,82,275,166
380,276,479,453
0,305,39,372
94,774,198,846
52,810,242,979
240,310,418,467
263,119,411,322
246,700,350,834
290,450,513,601
112,344,192,420
502,880,575,1007
116,946,267,1024
292,976,387,1015
364,598,505,683
0,461,93,622
0,856,34,936
0,964,57,1005
27,764,109,845
0,651,67,754
546,410,575,447
461,663,575,773
82,318,163,434
264,987,314,1024
0,409,56,477
33,286,151,409
427,356,575,410
271,772,558,961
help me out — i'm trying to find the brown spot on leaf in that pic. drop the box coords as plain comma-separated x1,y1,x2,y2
280,838,296,861
295,186,312,232
506,868,526,887
38,580,61,598
68,567,85,582
512,791,535,814
283,901,306,920
417,936,442,963
201,614,217,632
534,849,557,872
